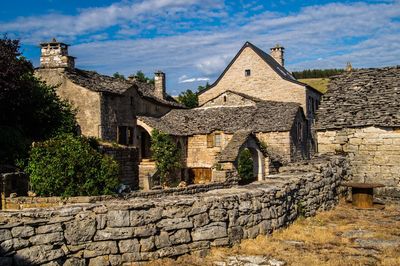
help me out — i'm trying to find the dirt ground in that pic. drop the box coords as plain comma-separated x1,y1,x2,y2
145,202,400,266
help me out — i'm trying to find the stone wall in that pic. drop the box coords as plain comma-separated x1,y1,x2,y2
0,156,348,265
198,46,319,117
317,126,400,199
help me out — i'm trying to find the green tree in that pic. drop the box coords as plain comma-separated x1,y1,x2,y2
129,70,154,84
113,72,125,80
197,82,210,93
238,148,254,184
0,37,77,165
177,89,198,108
25,134,119,197
150,129,182,185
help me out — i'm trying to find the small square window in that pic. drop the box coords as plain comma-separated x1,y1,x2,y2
214,134,222,147
245,69,251,77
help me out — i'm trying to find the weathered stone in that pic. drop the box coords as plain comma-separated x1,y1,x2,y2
134,224,156,237
11,226,34,238
188,241,210,250
157,244,189,258
84,241,118,258
107,210,130,227
192,213,210,228
155,231,171,249
121,252,141,262
12,238,30,250
228,226,244,244
65,213,96,244
118,238,140,253
109,254,122,266
0,229,12,242
191,222,227,241
14,245,64,265
157,218,193,231
211,237,230,247
36,224,62,234
29,232,64,245
94,227,134,241
0,239,13,254
162,206,189,218
88,255,109,266
63,257,86,266
140,236,155,252
170,229,191,245
209,209,228,222
129,208,162,227
96,214,107,230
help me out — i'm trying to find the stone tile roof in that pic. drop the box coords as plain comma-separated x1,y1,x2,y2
65,68,184,108
138,100,301,136
315,66,400,130
217,130,252,162
198,42,322,96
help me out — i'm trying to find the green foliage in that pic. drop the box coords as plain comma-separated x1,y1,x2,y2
238,148,254,184
177,89,198,108
150,129,182,185
0,36,78,165
197,82,210,93
25,134,119,197
292,68,344,79
113,72,126,80
129,70,154,84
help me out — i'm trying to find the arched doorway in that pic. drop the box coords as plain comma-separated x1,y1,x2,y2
136,125,152,160
237,146,264,184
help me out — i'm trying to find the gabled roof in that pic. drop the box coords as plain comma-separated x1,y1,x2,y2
63,68,184,108
315,66,400,130
216,130,253,162
198,41,321,95
138,98,302,136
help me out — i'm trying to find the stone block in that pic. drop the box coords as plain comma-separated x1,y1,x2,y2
15,245,64,265
130,208,163,227
96,214,107,230
0,229,12,242
170,229,191,245
94,227,134,241
107,210,130,227
12,238,30,250
109,254,122,266
29,232,64,245
134,224,156,237
157,244,189,258
140,236,155,252
209,209,228,222
0,239,13,254
88,255,109,266
191,222,227,241
84,241,118,258
11,226,34,238
63,257,86,266
36,224,62,234
192,213,210,228
157,218,193,231
155,231,171,249
65,213,96,244
118,238,140,253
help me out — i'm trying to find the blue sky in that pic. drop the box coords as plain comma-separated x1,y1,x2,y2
1,0,399,95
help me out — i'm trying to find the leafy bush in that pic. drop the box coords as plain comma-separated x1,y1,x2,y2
238,148,254,184
150,129,182,185
25,134,119,197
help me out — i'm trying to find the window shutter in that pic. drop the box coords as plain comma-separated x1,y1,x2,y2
207,134,214,148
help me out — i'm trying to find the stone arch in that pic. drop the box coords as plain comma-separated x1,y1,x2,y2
237,137,265,181
136,120,154,161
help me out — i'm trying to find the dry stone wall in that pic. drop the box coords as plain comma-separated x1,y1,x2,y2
0,156,348,266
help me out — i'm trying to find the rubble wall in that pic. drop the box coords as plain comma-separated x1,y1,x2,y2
0,156,348,266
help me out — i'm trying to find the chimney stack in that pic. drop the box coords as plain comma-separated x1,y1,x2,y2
154,71,166,99
270,44,284,67
39,38,75,69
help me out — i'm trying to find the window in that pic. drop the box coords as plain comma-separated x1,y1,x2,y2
223,95,227,102
117,126,127,145
245,69,251,76
214,134,222,147
207,134,214,148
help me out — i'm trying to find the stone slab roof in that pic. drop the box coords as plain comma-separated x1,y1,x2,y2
217,130,252,162
315,66,400,130
138,100,301,136
65,68,184,108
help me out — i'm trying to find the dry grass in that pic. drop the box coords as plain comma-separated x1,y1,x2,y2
144,202,400,266
299,78,330,94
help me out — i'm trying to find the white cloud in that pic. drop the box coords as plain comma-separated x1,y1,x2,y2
178,75,210,83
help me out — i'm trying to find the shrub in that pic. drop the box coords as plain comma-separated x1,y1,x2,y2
25,134,119,197
238,148,254,184
150,129,182,185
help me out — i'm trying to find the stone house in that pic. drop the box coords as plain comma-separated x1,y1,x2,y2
35,39,184,187
315,67,400,199
198,42,322,121
138,91,308,185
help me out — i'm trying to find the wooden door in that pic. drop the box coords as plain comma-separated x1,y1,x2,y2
189,168,212,184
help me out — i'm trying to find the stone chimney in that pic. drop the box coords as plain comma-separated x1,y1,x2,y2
40,38,75,69
270,44,285,67
154,71,166,99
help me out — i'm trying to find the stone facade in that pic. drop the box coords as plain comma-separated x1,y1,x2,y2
0,156,348,265
317,126,400,199
198,42,321,120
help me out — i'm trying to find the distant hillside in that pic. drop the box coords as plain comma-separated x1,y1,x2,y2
299,78,330,94
292,68,344,79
